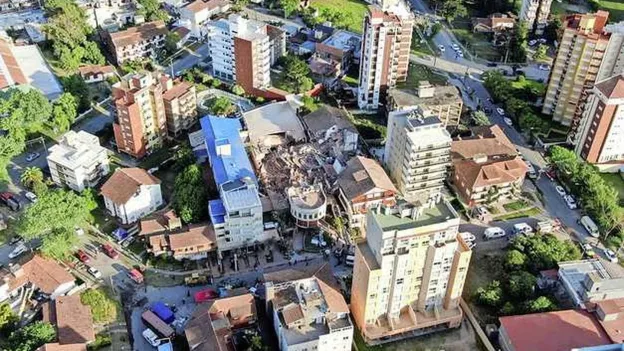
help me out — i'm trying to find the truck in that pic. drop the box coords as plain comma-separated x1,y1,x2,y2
151,302,175,324
184,273,208,286
141,310,174,339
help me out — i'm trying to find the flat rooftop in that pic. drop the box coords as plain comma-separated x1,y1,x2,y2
373,200,457,232
389,86,461,108
322,30,361,51
357,242,380,271
243,100,306,145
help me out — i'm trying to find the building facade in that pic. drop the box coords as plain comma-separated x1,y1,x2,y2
387,82,463,128
265,264,354,351
100,168,163,224
350,200,472,343
519,0,553,34
542,11,610,128
357,1,413,109
287,184,327,228
47,131,110,192
112,71,170,158
207,14,285,94
575,74,624,172
162,81,198,137
384,110,451,202
178,0,230,38
106,21,168,64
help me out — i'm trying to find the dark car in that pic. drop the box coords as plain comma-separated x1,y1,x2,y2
0,192,21,211
487,62,498,67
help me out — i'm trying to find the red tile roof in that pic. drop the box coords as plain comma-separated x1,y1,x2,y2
77,65,115,77
0,38,27,89
499,310,611,351
42,296,95,345
109,21,167,49
7,255,74,295
162,81,194,101
183,0,228,14
596,74,624,99
595,298,624,343
100,168,161,205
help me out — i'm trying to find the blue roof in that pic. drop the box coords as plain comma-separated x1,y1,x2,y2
158,343,173,351
200,116,257,186
209,199,226,225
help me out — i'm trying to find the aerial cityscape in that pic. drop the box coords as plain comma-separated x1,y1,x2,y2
0,0,623,349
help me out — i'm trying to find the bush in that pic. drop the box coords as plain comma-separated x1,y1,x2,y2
507,271,537,300
88,334,112,351
476,280,503,307
505,249,527,270
80,288,118,324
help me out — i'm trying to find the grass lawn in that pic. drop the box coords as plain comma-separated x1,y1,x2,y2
144,270,186,287
463,251,506,326
599,1,624,21
351,112,387,140
511,78,546,96
502,199,530,212
451,27,502,62
494,207,542,221
342,65,359,86
411,28,434,56
396,63,447,89
600,173,624,201
310,0,368,34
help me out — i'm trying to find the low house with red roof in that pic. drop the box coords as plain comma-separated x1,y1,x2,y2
450,125,527,206
78,65,116,84
39,295,95,351
100,168,163,224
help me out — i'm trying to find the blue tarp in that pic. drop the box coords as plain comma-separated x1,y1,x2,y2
200,116,257,186
111,228,129,241
150,302,175,324
157,343,173,351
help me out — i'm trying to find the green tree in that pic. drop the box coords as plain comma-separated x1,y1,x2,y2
549,146,578,176
525,296,556,313
439,0,468,23
509,234,582,272
211,78,222,88
15,188,95,241
533,44,548,61
137,0,169,21
475,280,503,307
164,31,181,55
0,302,17,332
544,18,562,43
206,97,235,116
20,167,45,191
301,95,318,114
500,302,516,315
279,0,299,18
505,249,527,270
280,55,313,93
81,288,119,324
60,74,91,112
507,271,536,300
82,41,105,65
173,164,208,223
7,321,55,351
51,93,78,132
173,144,196,171
509,21,529,63
471,110,490,126
232,84,245,96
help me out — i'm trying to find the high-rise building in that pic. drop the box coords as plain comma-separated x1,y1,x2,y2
357,0,413,109
574,74,624,172
599,22,624,82
519,0,553,34
383,109,451,202
350,199,472,344
542,11,610,128
388,82,463,128
112,71,168,158
206,14,285,95
162,81,197,137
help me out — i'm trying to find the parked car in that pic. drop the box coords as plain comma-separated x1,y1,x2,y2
24,192,37,203
513,223,534,236
9,235,23,246
579,216,600,238
484,227,506,240
580,243,596,258
538,64,550,71
438,45,445,52
102,243,119,259
25,152,40,162
504,117,513,126
528,39,537,46
460,232,476,242
555,185,567,197
604,249,618,263
476,205,489,216
467,241,476,250
75,250,90,263
128,269,144,284
87,266,102,279
142,328,161,347
451,43,460,51
0,192,21,211
456,50,464,58
9,243,27,259
565,195,578,210
497,107,506,115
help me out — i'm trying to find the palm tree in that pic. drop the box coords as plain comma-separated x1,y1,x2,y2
20,166,43,190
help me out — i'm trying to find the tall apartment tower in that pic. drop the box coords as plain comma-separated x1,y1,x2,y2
357,0,413,109
112,72,168,159
383,108,451,202
542,11,610,129
600,22,624,82
207,14,286,95
519,0,553,34
350,199,472,344
574,74,624,171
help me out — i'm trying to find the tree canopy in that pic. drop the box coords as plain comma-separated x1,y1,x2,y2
438,0,468,22
507,234,582,272
205,97,236,116
7,321,55,351
173,164,208,223
164,31,180,55
279,55,313,93
138,0,170,21
0,302,17,333
278,0,299,18
81,288,119,324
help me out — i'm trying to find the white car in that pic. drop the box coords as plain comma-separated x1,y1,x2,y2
451,43,460,51
538,64,550,71
460,232,476,242
484,227,506,240
605,249,618,263
25,192,37,203
438,45,445,52
504,117,513,126
565,195,577,210
555,185,567,197
496,107,505,115
476,206,489,216
9,243,27,259
87,267,102,279
457,51,464,58
525,161,535,173
538,38,547,44
528,39,537,46
467,241,476,250
142,328,161,347
25,152,40,162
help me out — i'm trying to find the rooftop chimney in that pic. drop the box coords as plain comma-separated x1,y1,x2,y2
417,81,435,98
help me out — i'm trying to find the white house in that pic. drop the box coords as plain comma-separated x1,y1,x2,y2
100,168,163,224
47,130,111,192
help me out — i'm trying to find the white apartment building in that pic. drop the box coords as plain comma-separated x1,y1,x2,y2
357,0,413,109
384,110,451,202
519,0,553,34
207,14,285,93
265,264,354,351
47,131,110,192
178,0,230,38
600,23,624,82
350,199,472,343
100,168,163,224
